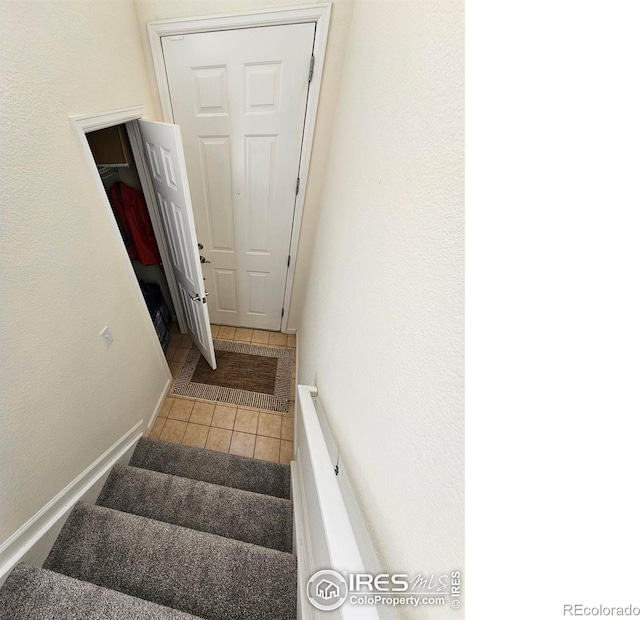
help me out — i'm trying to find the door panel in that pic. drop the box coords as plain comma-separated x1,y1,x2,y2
161,23,316,330
213,268,238,313
200,137,234,250
137,119,216,369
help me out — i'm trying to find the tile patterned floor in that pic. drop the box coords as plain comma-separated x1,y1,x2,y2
152,324,296,466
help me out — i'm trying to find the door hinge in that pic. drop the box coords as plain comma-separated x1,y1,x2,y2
308,54,315,82
287,255,291,268
281,308,285,318
295,177,300,195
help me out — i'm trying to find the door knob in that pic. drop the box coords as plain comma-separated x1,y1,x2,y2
200,255,210,264
189,291,209,302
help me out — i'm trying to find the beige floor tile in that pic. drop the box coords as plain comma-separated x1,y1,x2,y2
159,397,174,418
150,417,167,440
190,401,215,426
254,435,280,463
218,326,236,340
177,334,193,348
169,361,183,378
172,347,190,363
281,417,294,441
160,419,187,443
251,330,270,345
211,325,220,338
229,431,256,458
279,440,294,464
205,427,232,453
257,412,282,439
234,408,259,434
165,345,177,361
212,404,237,429
168,398,194,422
234,327,253,342
182,423,209,448
170,323,181,335
286,334,296,348
269,332,287,347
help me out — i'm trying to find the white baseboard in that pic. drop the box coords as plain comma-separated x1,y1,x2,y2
147,375,173,431
0,420,144,584
291,460,318,620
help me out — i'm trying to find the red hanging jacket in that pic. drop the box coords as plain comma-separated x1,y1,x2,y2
108,182,161,266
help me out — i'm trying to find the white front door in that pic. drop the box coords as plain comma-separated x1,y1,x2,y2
137,119,217,369
161,23,316,330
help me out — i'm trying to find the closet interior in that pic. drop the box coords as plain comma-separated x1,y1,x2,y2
87,124,175,353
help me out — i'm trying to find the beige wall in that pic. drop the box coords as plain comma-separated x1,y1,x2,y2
0,0,168,542
296,0,464,612
132,0,356,330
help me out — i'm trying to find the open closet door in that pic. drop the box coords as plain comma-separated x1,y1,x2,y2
137,119,216,370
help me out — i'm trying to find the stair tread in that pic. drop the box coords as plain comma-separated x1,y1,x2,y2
0,563,201,619
97,464,293,553
44,502,296,620
129,437,291,499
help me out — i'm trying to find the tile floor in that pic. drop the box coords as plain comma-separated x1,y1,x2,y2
152,323,296,466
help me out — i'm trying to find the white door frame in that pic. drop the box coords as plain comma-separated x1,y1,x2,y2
69,106,188,342
147,3,332,334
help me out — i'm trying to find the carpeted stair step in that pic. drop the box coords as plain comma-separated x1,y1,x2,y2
44,502,296,620
0,563,200,619
130,437,291,499
97,464,293,552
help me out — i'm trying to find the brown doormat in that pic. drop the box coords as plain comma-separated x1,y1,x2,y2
171,340,292,413
191,350,279,394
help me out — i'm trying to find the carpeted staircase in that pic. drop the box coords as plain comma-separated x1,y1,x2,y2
0,437,297,619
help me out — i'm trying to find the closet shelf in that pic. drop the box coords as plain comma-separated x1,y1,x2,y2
98,166,120,180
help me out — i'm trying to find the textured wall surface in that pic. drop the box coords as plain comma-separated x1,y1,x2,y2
132,0,356,331
297,1,464,616
0,0,167,542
